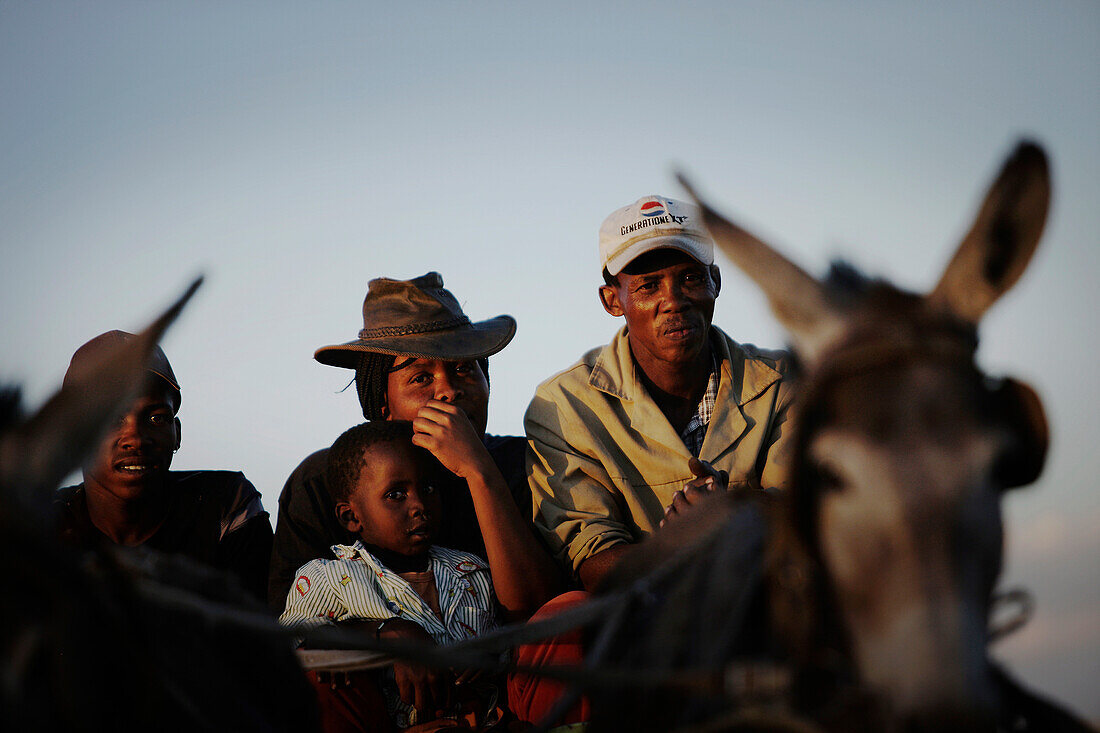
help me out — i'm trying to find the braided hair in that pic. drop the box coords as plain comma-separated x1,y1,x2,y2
355,352,395,420
354,353,490,420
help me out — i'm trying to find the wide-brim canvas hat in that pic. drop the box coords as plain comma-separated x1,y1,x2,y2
599,195,714,276
63,330,182,413
314,272,517,369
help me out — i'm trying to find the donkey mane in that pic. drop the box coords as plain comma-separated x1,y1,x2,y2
0,386,23,430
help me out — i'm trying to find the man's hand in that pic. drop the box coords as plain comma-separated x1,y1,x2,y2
411,400,494,480
660,457,729,528
380,618,451,720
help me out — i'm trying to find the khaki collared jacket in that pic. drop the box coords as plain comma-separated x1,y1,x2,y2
525,326,796,576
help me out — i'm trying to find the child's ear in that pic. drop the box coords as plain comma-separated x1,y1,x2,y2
335,502,362,534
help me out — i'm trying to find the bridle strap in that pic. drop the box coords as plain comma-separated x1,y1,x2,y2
808,320,979,392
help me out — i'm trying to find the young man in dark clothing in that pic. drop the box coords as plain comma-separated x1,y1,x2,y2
55,330,272,601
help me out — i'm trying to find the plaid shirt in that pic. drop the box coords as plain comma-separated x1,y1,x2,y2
680,358,719,457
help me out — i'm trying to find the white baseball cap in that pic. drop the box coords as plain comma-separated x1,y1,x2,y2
599,195,714,276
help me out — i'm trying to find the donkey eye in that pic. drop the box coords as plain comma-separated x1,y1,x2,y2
811,459,845,493
990,431,1041,491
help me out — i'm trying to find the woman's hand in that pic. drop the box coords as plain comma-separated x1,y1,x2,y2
411,399,495,480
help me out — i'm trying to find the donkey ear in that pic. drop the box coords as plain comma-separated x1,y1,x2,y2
929,141,1050,323
678,173,846,366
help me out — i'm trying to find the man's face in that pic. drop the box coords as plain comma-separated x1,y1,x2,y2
84,378,180,501
341,441,442,559
599,248,720,369
384,358,490,435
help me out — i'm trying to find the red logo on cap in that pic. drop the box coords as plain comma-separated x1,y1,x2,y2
640,200,666,217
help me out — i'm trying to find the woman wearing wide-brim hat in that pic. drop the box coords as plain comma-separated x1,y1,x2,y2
269,272,562,617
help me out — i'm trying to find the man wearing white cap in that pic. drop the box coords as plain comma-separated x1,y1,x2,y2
525,195,796,590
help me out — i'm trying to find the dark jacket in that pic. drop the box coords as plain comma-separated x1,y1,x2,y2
57,470,273,602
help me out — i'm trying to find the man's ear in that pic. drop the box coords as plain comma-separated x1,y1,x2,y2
335,501,362,534
379,399,389,420
173,417,182,451
710,264,721,296
599,284,624,317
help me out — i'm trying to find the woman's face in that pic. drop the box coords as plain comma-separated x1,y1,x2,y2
383,358,489,436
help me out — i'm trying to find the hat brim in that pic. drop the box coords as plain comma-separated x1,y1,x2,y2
314,315,517,369
605,235,713,276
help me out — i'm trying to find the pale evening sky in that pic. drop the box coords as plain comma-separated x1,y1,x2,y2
1,1,1097,718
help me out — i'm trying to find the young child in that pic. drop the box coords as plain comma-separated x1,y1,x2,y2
279,421,500,730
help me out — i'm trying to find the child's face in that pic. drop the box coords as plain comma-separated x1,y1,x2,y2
338,441,442,558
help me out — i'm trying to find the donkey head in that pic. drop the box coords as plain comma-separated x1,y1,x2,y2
681,142,1051,729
